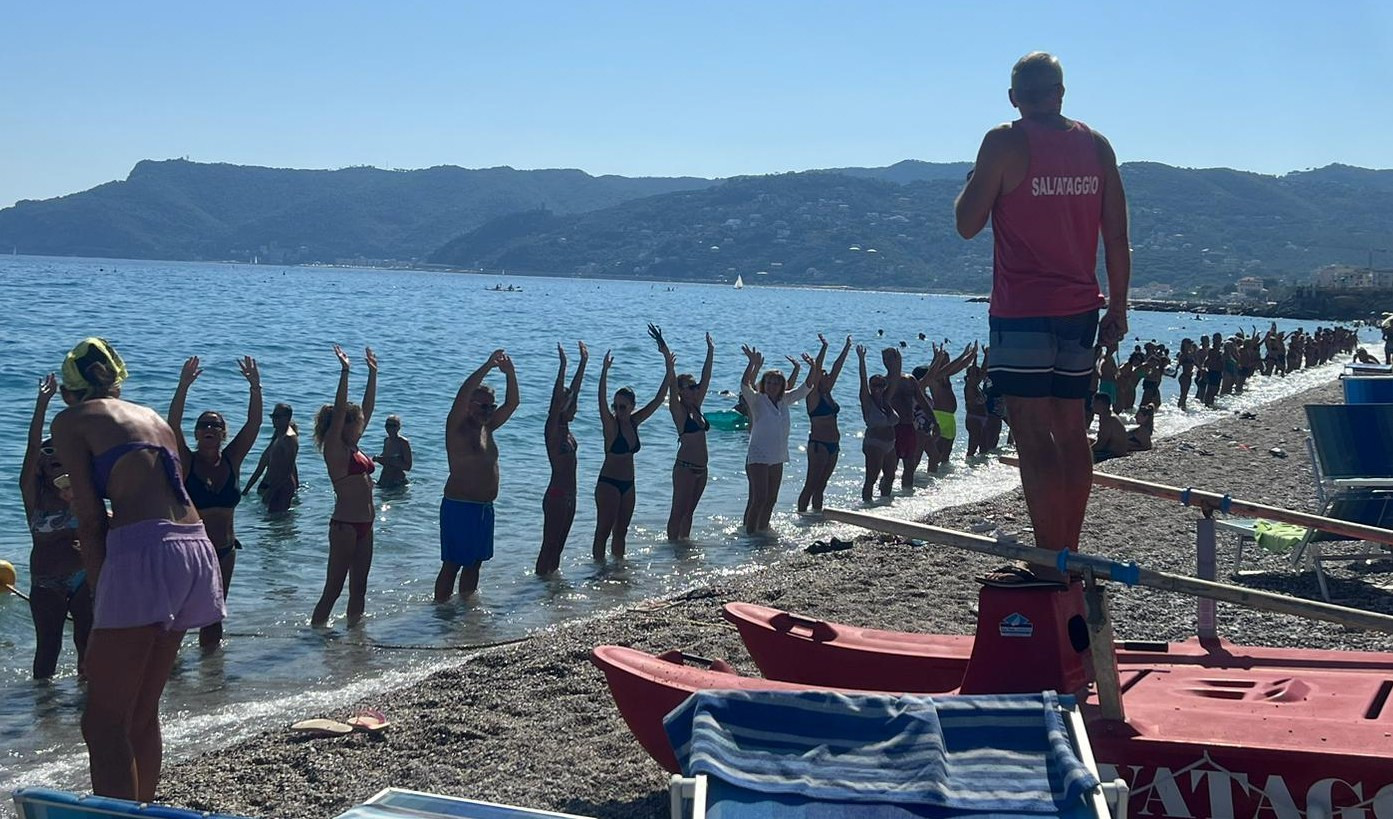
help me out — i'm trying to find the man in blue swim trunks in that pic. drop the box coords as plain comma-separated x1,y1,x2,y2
436,350,519,601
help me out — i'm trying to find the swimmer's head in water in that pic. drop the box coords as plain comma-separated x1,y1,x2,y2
759,370,786,399
613,387,636,416
271,402,294,433
60,337,128,401
313,402,365,449
195,411,228,445
1010,51,1064,109
385,414,402,432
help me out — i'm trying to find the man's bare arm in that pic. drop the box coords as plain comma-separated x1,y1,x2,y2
1096,133,1131,346
954,126,1011,239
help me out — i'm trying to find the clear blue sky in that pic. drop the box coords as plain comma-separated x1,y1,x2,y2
3,1,1390,208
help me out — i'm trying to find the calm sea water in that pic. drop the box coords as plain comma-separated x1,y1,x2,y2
0,255,1359,799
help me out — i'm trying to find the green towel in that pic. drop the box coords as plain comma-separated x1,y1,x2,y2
1254,520,1308,554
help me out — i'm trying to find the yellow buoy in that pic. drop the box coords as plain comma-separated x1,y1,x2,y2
0,559,16,590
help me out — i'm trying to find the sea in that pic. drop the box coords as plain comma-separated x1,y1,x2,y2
0,255,1365,801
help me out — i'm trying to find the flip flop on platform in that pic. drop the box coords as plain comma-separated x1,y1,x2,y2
347,708,390,733
978,565,1067,590
290,718,353,737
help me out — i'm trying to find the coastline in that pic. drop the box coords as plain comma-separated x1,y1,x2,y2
152,378,1393,818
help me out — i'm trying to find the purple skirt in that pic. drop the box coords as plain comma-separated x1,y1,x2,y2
94,519,226,631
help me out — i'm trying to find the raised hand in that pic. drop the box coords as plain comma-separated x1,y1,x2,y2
856,344,867,359
647,323,668,350
179,356,203,387
557,342,567,365
238,356,260,388
496,352,515,375
578,340,589,362
705,332,714,350
817,333,828,347
334,344,351,371
802,352,817,366
37,373,57,404
603,350,614,370
364,347,379,373
487,348,507,370
785,354,799,369
663,348,677,369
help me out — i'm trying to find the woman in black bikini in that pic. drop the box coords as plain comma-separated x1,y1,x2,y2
1176,339,1196,410
168,355,262,648
537,341,588,575
858,345,901,503
797,334,852,514
311,344,377,627
592,336,674,561
22,373,93,678
665,330,715,541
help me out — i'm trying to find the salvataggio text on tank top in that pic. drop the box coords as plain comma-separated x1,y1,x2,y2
1031,175,1100,196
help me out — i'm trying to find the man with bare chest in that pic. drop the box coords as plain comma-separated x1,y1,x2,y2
436,350,519,601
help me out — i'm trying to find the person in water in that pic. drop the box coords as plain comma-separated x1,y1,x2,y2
310,345,378,627
537,342,587,575
925,342,977,472
244,402,299,513
50,338,224,800
665,329,716,541
739,345,817,534
167,355,263,648
22,374,93,679
438,349,520,599
593,334,675,559
373,414,413,488
797,334,852,514
858,345,900,502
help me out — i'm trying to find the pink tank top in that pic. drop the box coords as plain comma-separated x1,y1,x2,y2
990,118,1106,318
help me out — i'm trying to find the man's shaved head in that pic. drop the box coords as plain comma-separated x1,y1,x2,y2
1011,52,1064,105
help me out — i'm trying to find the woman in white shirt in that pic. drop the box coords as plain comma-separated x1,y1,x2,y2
739,345,818,534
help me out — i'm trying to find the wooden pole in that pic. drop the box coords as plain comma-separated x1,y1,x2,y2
998,455,1393,546
822,507,1393,634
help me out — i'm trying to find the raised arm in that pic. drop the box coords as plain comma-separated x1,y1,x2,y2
360,347,378,427
226,356,263,467
549,344,570,418
325,344,353,453
635,347,675,424
740,345,762,393
19,374,57,515
825,335,852,388
785,355,803,391
696,332,715,403
489,352,520,429
1096,133,1131,347
448,350,500,430
856,345,870,401
167,356,201,464
597,351,614,424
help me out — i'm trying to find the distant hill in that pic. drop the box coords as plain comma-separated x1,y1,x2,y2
5,158,1393,294
430,163,1393,293
0,160,716,263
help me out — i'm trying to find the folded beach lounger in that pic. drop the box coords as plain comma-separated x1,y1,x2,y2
333,788,594,819
663,689,1125,819
12,788,251,819
1300,403,1393,600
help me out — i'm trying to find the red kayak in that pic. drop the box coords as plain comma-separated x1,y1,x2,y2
593,583,1393,819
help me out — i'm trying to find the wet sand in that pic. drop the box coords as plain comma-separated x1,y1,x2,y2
157,380,1393,818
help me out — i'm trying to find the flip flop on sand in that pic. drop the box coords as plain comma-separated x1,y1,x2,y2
290,718,353,737
347,708,390,733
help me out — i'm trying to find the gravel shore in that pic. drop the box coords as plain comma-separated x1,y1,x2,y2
157,380,1393,818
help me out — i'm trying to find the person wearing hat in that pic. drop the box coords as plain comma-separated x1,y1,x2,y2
20,373,94,679
50,337,225,801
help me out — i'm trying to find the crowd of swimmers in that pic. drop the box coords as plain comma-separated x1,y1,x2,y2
8,323,1372,800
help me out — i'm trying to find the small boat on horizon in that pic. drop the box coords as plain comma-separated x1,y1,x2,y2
733,274,744,290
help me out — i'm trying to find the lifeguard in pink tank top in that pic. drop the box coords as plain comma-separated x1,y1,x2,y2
990,118,1106,318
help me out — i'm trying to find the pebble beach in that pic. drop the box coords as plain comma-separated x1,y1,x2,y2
154,378,1393,818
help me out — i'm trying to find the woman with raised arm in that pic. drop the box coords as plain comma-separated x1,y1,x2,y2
50,338,224,801
593,333,675,560
537,341,588,575
740,345,818,534
857,345,900,503
665,330,715,541
797,334,851,515
167,355,262,648
21,373,93,679
310,345,378,627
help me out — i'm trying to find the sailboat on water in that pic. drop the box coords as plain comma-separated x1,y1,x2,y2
733,274,744,290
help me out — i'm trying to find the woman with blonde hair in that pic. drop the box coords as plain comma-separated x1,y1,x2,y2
740,345,818,534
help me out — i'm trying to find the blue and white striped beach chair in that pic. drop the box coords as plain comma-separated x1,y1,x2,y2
12,788,251,819
663,689,1126,819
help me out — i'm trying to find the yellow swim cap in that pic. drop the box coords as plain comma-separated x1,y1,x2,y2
62,337,128,395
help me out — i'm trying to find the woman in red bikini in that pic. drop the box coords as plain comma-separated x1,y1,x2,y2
537,341,588,575
311,344,377,627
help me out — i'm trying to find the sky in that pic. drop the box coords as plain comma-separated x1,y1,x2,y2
3,1,1392,208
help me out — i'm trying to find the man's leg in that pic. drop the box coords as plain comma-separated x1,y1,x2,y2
1047,396,1093,550
1003,395,1070,552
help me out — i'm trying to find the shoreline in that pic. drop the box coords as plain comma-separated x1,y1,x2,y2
150,378,1393,818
